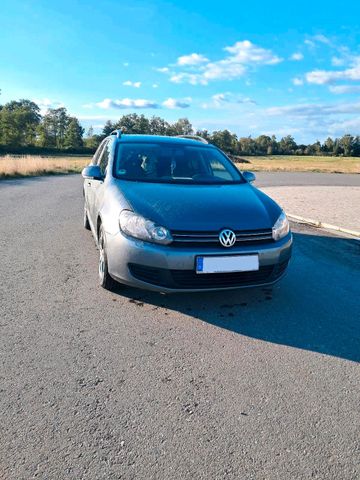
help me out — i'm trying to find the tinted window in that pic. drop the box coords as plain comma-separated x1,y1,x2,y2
114,142,243,184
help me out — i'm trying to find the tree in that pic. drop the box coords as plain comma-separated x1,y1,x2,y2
255,135,272,155
352,136,360,156
333,139,342,156
149,116,170,135
324,137,334,154
195,129,211,142
169,118,193,136
102,120,115,137
211,129,238,154
84,126,101,149
37,107,69,148
0,99,40,146
279,135,297,154
339,134,354,156
238,136,257,155
63,117,84,148
113,114,150,134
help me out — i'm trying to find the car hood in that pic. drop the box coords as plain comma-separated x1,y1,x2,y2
117,180,282,231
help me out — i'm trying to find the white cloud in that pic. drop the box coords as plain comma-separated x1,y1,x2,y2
162,97,191,109
201,92,256,109
306,60,360,84
266,100,360,117
305,35,331,48
329,85,360,94
313,33,331,45
123,80,142,88
96,98,159,109
123,62,129,67
313,34,331,45
203,61,248,82
224,40,282,65
263,127,302,137
304,39,316,48
290,52,304,61
158,40,282,86
152,83,159,88
94,97,191,110
327,117,360,134
170,72,207,85
292,77,304,86
331,56,346,66
156,67,170,73
32,98,64,114
177,53,209,66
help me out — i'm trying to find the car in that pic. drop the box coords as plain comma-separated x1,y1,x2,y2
82,131,292,292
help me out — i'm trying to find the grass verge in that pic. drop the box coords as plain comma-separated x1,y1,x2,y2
234,155,360,173
0,154,359,179
0,155,91,179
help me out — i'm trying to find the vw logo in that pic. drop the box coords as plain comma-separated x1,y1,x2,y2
219,229,236,247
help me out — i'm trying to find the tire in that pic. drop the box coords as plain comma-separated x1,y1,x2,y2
83,202,91,230
98,225,117,290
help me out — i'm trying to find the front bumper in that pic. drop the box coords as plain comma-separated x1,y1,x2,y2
106,231,293,292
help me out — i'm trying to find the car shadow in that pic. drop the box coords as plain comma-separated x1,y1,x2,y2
113,231,360,363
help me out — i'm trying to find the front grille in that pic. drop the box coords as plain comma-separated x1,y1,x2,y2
170,267,274,288
171,229,274,248
128,262,288,290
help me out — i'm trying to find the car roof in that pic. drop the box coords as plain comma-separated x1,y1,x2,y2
113,134,214,147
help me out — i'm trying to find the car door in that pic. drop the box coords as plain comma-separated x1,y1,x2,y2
85,139,108,228
91,137,114,227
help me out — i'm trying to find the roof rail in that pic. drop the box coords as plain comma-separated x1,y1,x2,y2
175,135,209,144
110,129,123,138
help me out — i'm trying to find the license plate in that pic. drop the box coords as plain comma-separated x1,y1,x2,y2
196,255,259,274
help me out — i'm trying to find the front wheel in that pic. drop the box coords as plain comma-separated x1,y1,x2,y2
98,225,117,290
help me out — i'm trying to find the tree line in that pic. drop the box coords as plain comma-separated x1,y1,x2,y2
88,115,360,157
1,98,360,157
0,100,84,150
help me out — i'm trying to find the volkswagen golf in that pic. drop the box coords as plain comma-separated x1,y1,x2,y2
82,131,292,292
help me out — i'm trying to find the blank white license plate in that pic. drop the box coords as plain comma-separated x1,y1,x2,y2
196,255,259,274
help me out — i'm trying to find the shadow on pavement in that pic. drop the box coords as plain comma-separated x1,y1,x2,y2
114,232,360,363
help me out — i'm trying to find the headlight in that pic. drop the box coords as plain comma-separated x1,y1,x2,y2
272,212,290,241
119,210,173,245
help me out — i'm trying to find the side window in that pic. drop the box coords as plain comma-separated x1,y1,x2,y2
92,140,107,165
98,138,113,176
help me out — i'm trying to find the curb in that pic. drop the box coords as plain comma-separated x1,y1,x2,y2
288,214,360,238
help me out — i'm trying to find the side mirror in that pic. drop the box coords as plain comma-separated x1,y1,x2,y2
82,165,103,180
242,171,256,183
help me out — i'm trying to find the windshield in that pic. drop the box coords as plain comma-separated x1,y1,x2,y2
113,142,244,184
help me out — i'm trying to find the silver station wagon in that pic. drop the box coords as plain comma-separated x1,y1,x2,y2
82,131,292,292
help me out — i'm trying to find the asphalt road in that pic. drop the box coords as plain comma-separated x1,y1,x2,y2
1,175,359,480
254,171,360,187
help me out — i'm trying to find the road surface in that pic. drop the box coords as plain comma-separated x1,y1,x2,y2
1,175,359,480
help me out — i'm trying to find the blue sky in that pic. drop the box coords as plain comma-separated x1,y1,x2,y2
1,0,360,142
